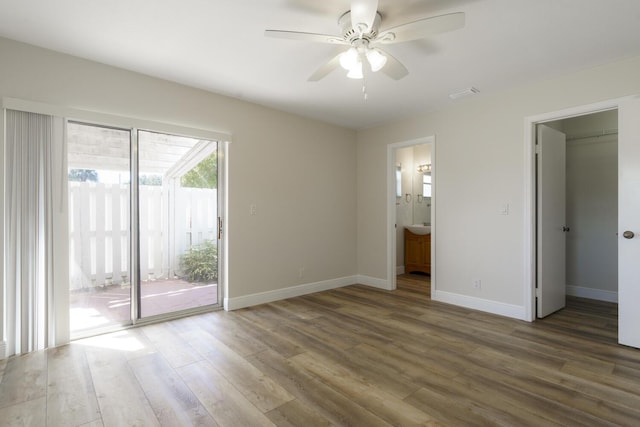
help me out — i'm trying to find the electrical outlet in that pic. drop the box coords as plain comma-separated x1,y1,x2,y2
298,267,305,279
473,279,482,289
250,204,257,216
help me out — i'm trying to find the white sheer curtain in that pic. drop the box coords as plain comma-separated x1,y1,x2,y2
5,109,58,356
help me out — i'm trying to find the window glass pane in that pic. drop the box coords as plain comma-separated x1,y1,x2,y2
423,174,432,197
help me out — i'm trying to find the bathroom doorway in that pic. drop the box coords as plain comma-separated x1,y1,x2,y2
387,137,434,293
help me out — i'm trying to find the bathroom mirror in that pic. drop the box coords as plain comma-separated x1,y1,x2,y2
396,164,402,198
413,168,431,225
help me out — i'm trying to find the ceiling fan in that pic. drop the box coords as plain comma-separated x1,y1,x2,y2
265,0,465,82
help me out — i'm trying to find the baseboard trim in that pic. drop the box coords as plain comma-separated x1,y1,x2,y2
567,285,618,303
396,266,405,275
356,275,394,290
223,276,531,320
225,276,358,311
433,290,528,321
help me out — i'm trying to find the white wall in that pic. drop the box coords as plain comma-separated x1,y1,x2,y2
357,55,640,318
4,34,640,351
564,111,618,301
0,36,357,335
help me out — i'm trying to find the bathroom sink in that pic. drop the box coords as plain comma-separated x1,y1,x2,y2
406,225,431,235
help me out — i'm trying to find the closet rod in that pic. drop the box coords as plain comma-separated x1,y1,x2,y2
566,129,618,141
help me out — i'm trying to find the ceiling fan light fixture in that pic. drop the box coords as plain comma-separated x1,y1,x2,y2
346,60,364,79
339,47,359,71
265,5,466,84
366,48,387,72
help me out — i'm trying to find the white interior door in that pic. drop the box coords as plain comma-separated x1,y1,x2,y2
537,124,567,318
618,97,640,348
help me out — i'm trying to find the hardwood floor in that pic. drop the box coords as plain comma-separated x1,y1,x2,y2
1,274,639,426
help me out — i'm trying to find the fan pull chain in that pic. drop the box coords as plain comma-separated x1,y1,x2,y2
362,73,368,100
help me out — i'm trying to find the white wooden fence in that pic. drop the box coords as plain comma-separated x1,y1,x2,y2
69,182,216,291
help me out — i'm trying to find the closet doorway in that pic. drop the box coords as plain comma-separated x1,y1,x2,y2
537,110,619,318
528,96,640,349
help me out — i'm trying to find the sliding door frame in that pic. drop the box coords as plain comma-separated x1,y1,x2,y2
131,127,141,323
133,128,223,323
3,97,231,341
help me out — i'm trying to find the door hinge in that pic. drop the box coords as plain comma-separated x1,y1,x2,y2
535,144,541,154
535,287,541,298
217,217,223,240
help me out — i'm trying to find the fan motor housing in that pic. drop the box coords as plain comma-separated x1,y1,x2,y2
338,11,382,43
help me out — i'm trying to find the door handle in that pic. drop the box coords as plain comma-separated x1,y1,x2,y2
623,230,635,239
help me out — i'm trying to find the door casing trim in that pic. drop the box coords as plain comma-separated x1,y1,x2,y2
523,97,628,322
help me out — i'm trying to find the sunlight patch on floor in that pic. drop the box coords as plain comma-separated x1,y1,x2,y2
77,330,146,352
70,307,111,330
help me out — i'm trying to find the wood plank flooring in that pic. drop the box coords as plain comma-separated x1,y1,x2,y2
1,274,639,426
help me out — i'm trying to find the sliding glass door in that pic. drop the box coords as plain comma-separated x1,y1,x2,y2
137,130,219,318
68,122,132,336
68,122,220,337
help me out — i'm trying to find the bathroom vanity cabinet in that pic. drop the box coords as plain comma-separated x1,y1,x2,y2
404,228,431,275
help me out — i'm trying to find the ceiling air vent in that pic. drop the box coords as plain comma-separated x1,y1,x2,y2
449,87,480,100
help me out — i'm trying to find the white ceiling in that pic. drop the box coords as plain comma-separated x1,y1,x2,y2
1,0,640,130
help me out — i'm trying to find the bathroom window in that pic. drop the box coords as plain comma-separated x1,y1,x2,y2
423,174,432,197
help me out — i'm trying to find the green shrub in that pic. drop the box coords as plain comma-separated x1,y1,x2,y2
180,240,218,282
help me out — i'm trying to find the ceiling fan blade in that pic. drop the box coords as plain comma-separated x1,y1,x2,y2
308,53,342,81
379,50,408,80
377,12,465,44
264,30,346,44
350,0,379,33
